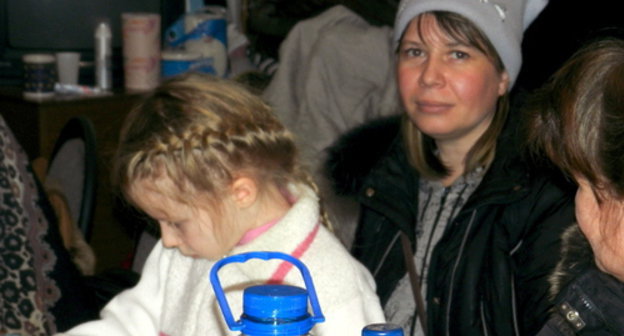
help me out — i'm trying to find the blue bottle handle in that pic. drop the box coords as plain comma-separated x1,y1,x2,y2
210,251,325,332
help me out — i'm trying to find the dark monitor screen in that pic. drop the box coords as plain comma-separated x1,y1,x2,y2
7,0,160,50
0,0,184,86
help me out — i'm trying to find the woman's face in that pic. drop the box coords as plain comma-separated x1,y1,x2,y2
397,14,509,145
574,176,624,280
130,176,246,260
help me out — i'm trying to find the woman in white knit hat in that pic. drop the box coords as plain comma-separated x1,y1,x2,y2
325,0,576,334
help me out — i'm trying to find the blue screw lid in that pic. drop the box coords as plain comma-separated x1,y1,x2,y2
362,323,404,336
243,285,309,319
210,252,325,335
241,284,314,336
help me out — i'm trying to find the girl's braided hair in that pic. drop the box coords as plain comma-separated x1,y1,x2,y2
113,73,332,229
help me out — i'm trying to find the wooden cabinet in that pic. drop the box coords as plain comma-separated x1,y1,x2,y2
0,86,145,272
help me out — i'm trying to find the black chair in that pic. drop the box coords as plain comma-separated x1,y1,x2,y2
43,116,140,313
47,116,98,242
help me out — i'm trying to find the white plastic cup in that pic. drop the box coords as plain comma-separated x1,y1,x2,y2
22,53,56,99
56,52,81,85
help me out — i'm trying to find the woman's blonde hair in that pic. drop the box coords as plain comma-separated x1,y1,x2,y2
113,73,332,228
400,11,509,179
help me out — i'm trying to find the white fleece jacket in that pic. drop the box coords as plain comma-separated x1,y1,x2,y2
58,184,384,335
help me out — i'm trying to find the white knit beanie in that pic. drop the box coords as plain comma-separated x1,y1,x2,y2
394,0,548,87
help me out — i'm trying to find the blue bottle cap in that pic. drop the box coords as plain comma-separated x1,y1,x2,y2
210,252,325,335
241,284,314,336
362,323,405,336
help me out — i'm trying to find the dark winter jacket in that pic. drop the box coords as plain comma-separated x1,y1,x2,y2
325,114,576,335
537,225,624,336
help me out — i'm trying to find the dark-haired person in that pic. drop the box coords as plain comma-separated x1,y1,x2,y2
526,38,624,336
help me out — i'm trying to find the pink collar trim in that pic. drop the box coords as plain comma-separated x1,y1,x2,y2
268,222,321,284
237,218,280,245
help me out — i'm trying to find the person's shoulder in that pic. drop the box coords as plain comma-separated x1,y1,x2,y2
549,224,594,296
548,225,624,334
304,226,382,305
327,114,402,156
324,115,402,197
523,157,577,203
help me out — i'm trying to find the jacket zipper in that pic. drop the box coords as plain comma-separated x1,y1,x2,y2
373,231,402,277
445,209,477,336
475,229,523,336
510,240,523,335
480,300,489,335
478,266,520,336
510,275,519,335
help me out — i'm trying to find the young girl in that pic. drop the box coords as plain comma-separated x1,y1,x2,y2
57,73,384,335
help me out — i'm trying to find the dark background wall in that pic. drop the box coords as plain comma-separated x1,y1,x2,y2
517,0,624,93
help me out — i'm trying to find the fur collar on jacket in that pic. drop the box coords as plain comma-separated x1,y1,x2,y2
324,114,403,197
323,109,532,200
548,224,595,299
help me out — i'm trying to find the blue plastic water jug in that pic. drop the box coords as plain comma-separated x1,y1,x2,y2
210,251,325,336
362,323,405,336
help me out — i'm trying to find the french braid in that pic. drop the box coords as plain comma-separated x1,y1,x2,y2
112,73,333,230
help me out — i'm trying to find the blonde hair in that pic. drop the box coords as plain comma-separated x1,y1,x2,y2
399,11,509,179
113,73,332,229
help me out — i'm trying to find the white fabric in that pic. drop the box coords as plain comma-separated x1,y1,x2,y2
58,184,384,336
263,5,398,172
262,5,400,247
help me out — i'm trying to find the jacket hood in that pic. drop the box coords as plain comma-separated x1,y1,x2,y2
324,114,403,197
324,108,527,199
323,90,574,204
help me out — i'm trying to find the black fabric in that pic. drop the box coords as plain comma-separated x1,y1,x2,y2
538,314,577,336
516,0,624,94
245,0,399,61
84,268,140,311
325,115,403,197
537,225,624,336
245,0,343,60
325,109,576,335
555,268,624,335
36,176,101,332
